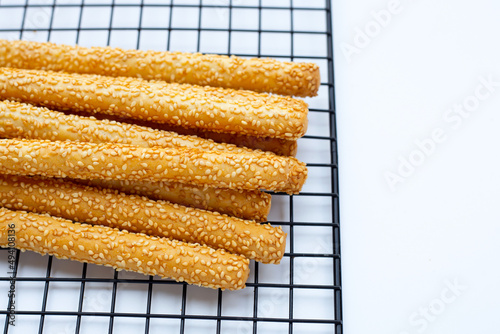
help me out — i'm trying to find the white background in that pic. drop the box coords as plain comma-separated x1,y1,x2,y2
334,0,500,333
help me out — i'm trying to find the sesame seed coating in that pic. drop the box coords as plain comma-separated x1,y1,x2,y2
170,126,298,158
0,100,262,154
0,67,308,140
0,175,284,263
166,125,298,157
127,117,299,157
82,111,298,157
0,139,307,194
0,100,271,220
0,39,320,97
81,179,271,222
0,207,250,290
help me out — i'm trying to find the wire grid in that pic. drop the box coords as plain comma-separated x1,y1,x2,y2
0,0,341,333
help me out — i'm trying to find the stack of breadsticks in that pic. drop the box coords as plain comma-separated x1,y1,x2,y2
0,39,318,290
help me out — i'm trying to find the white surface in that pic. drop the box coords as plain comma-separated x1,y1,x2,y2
334,0,500,333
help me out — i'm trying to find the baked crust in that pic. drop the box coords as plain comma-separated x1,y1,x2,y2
0,207,250,290
0,139,307,194
0,175,285,263
0,67,308,140
0,39,320,97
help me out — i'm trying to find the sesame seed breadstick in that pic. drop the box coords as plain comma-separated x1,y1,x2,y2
0,139,307,194
78,111,298,157
81,179,271,222
166,125,298,157
0,67,308,140
0,175,284,263
132,118,299,157
0,39,320,97
0,100,259,154
0,207,250,290
0,100,271,220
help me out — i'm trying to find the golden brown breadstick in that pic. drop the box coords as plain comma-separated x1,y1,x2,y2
0,100,271,220
0,39,320,97
0,67,308,140
0,100,261,154
0,175,284,263
0,139,307,194
166,125,299,157
76,110,298,157
0,207,249,290
81,179,270,222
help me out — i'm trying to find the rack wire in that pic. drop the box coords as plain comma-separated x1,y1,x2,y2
0,0,341,333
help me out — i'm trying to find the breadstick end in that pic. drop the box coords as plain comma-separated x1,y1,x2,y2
286,160,308,195
259,193,273,222
220,256,251,291
261,226,287,265
307,64,321,97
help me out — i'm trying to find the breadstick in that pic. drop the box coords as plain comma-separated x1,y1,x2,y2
0,39,320,97
76,110,298,157
0,100,271,220
166,125,298,157
81,179,270,222
0,139,307,194
0,100,262,154
0,67,308,140
0,175,284,263
0,207,249,290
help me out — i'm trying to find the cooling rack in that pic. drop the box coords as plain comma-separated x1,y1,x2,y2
0,0,341,333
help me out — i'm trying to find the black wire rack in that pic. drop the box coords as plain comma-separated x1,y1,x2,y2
0,0,341,333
